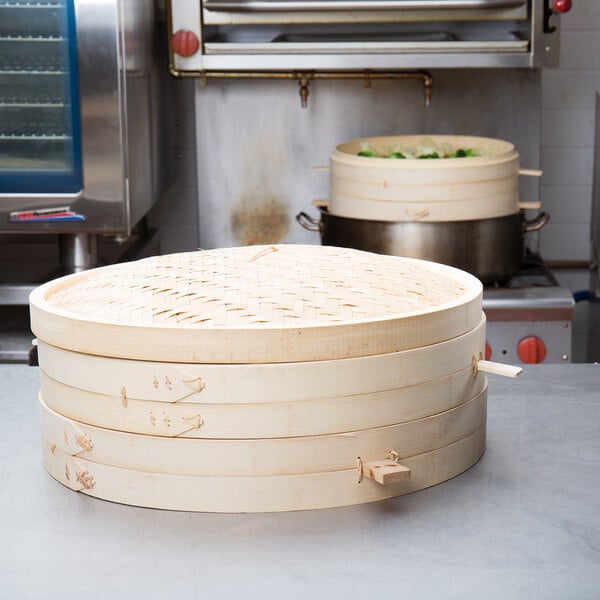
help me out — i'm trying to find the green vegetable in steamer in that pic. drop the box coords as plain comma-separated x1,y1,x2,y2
356,138,480,159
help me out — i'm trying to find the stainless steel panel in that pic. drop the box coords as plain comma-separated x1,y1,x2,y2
196,51,535,69
592,93,600,281
204,38,529,55
192,69,541,250
483,287,575,321
73,0,126,229
203,0,527,11
200,5,528,24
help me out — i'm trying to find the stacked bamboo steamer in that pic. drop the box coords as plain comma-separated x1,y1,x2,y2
31,244,492,513
329,135,521,222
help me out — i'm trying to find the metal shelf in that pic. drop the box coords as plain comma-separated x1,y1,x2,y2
0,71,65,76
0,134,71,140
0,95,65,104
0,35,64,41
0,57,64,72
0,102,65,107
0,1,64,8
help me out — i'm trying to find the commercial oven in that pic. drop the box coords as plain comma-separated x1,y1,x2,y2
167,0,570,73
0,0,166,237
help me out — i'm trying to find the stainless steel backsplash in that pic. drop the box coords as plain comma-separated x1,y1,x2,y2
193,68,541,249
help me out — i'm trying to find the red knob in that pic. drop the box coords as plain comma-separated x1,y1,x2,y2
517,336,547,364
172,29,200,57
485,342,492,360
554,0,572,13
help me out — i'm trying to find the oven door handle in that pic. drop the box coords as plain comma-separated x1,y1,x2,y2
203,0,527,12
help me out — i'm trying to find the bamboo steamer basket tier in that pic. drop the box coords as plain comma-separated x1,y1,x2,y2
329,135,521,222
40,385,486,477
36,314,486,405
40,366,486,439
37,315,486,439
43,421,486,513
29,244,483,363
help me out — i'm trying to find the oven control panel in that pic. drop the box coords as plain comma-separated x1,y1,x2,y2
484,320,571,364
483,286,574,364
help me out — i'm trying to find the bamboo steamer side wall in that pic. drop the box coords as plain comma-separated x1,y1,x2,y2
36,315,486,404
41,386,486,477
329,135,521,222
40,367,486,439
43,421,487,512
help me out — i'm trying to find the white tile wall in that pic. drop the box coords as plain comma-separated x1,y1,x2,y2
540,0,600,263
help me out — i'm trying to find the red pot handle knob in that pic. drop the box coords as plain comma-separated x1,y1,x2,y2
553,0,572,13
172,29,200,57
517,336,547,364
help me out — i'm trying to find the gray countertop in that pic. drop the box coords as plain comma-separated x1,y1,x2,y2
1,364,599,599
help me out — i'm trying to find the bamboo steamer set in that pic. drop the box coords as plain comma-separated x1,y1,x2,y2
297,134,548,284
30,244,520,512
329,134,536,222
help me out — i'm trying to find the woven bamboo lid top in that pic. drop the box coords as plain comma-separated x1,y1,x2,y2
30,245,483,363
38,245,477,326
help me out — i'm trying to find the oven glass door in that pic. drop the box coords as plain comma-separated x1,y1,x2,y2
0,0,82,195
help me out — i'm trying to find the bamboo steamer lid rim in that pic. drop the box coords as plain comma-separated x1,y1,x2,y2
29,244,482,332
29,245,483,363
333,134,517,169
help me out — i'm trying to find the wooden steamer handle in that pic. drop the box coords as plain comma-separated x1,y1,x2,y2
358,451,411,485
476,359,522,378
357,358,520,487
518,169,543,177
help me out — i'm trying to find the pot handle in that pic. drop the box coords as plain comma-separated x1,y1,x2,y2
296,211,321,232
524,211,550,232
518,168,543,177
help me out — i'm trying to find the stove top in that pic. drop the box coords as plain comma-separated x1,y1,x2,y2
485,251,559,290
481,252,574,364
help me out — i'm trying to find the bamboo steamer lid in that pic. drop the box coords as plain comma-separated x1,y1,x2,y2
30,244,483,364
329,135,520,222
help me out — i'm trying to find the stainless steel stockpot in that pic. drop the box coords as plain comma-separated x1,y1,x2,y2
297,208,549,284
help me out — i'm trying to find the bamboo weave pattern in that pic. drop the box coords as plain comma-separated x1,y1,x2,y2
44,245,473,327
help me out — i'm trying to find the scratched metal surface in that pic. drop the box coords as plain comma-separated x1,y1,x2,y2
1,363,599,599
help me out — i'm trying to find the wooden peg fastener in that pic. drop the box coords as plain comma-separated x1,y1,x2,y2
362,458,411,485
476,359,523,378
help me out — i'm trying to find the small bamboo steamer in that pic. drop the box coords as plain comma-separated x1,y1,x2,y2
29,244,483,364
329,135,520,222
43,421,486,513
